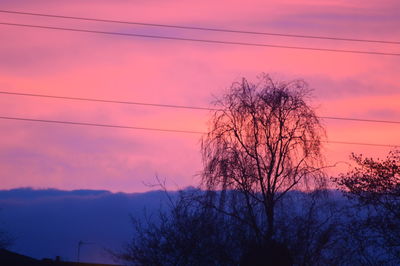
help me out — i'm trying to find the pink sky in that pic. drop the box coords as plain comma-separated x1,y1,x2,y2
1,0,399,192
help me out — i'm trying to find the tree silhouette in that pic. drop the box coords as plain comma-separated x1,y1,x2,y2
335,150,400,263
201,74,325,246
119,75,338,265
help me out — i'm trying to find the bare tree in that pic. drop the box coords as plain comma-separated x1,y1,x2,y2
202,74,325,244
119,75,332,265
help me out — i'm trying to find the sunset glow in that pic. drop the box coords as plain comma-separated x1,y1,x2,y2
1,0,399,192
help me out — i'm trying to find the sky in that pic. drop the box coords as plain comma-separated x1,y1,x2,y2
0,0,399,192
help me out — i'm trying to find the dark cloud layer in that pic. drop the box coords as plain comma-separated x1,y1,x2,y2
0,188,172,263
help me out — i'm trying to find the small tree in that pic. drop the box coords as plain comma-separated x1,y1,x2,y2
337,151,400,212
202,74,325,245
336,150,400,262
117,189,243,265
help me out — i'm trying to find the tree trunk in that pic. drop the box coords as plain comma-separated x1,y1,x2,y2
266,202,275,241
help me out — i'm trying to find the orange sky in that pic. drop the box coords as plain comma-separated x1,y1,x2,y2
0,0,399,192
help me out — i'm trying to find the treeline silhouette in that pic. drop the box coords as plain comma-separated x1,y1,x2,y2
117,154,399,265
116,75,399,265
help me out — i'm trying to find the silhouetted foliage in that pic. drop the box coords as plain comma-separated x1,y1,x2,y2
117,189,244,265
335,150,400,264
274,190,347,265
201,74,326,243
118,188,356,265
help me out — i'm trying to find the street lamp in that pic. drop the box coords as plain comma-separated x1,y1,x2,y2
77,240,95,262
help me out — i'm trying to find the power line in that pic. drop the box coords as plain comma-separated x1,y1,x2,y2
0,91,214,111
325,141,397,148
1,9,399,45
0,115,398,148
1,22,400,57
0,116,204,134
318,116,400,125
1,90,400,125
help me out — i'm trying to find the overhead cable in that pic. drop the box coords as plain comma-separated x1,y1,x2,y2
1,90,400,125
0,9,399,45
0,22,399,57
0,115,398,148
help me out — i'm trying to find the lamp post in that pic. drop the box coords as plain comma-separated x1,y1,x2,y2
77,240,95,262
